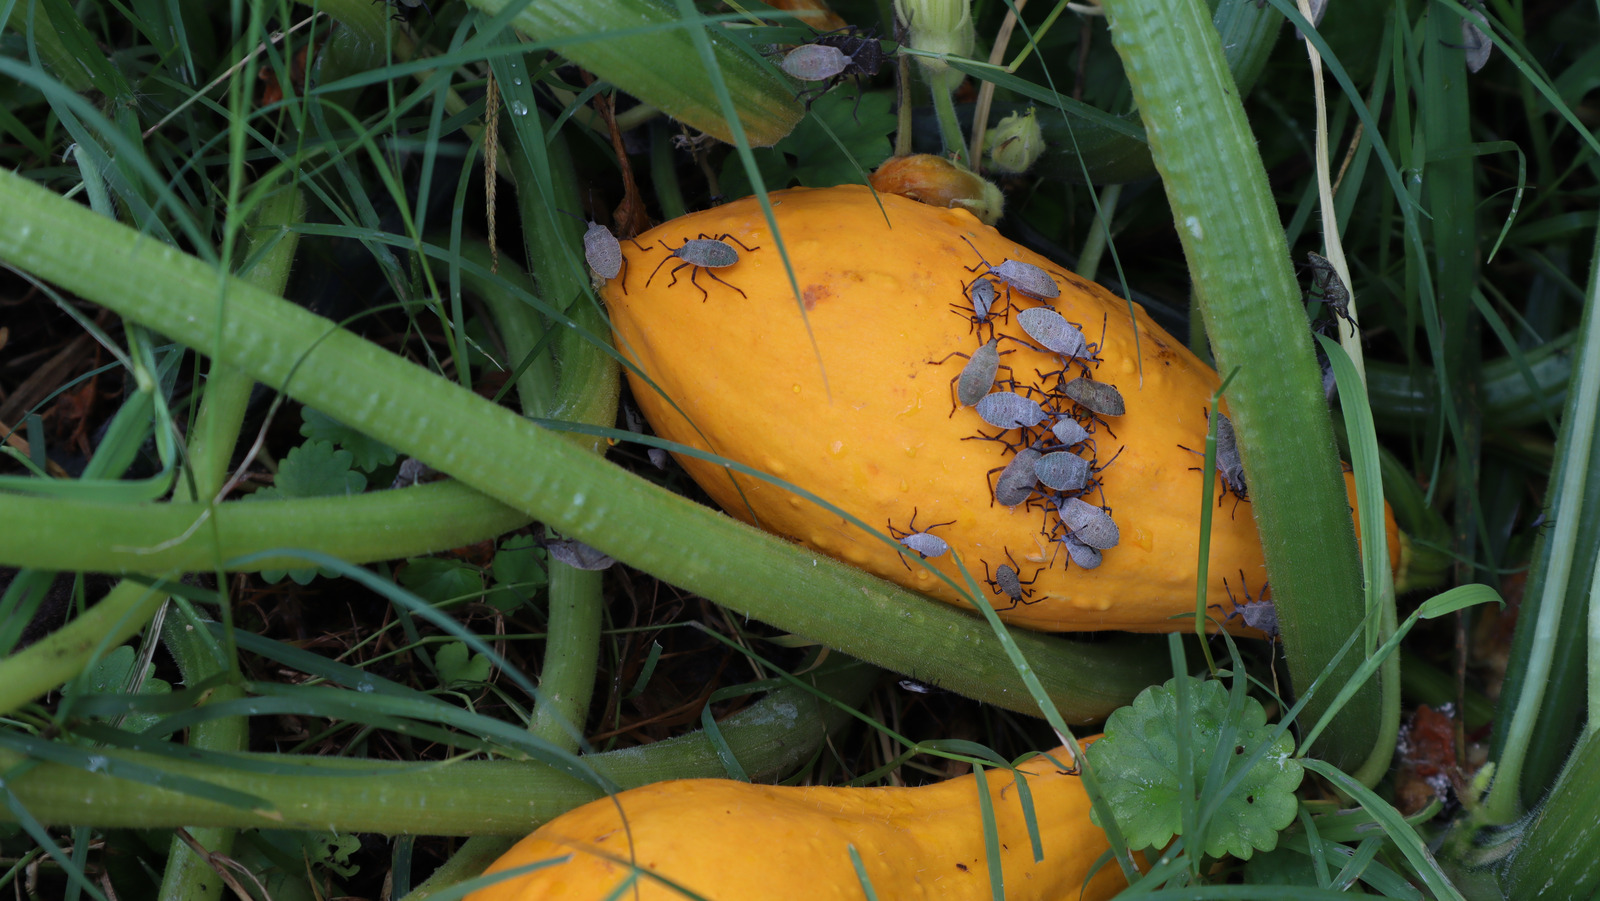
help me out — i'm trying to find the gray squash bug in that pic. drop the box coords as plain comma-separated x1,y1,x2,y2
1035,450,1091,493
646,233,760,301
1211,572,1277,637
780,43,850,83
887,507,955,570
1061,376,1125,417
1051,417,1092,448
950,276,1008,340
1305,251,1355,336
989,444,1043,508
960,235,1060,301
1179,410,1249,507
1057,531,1103,570
790,26,895,117
930,339,1014,415
1017,307,1089,361
983,550,1043,610
582,220,624,281
1056,497,1120,550
543,534,617,571
975,391,1048,430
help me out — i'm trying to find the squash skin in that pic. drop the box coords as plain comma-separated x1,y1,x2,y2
605,185,1398,632
467,746,1129,901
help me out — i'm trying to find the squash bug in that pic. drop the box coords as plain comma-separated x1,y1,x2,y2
1305,251,1356,336
950,276,1008,340
582,220,624,280
975,391,1048,430
983,551,1043,609
1051,417,1091,448
1017,307,1089,361
780,43,850,83
1057,532,1103,570
1179,410,1249,508
887,507,955,570
1061,376,1125,417
543,535,617,571
930,339,1014,415
1035,450,1091,493
960,235,1060,301
1212,572,1277,637
1056,497,1120,550
646,233,759,301
789,26,894,117
989,443,1044,508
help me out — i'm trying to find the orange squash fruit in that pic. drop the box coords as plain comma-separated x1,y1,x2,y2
604,185,1398,633
467,744,1130,901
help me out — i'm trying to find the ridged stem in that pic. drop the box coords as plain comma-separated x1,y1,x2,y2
1,657,877,836
1097,0,1376,766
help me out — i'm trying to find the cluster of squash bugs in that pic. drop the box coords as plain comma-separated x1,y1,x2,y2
924,237,1130,611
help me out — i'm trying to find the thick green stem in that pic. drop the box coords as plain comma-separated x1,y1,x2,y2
0,580,171,717
1096,0,1376,766
157,181,304,901
0,483,530,577
2,658,877,835
1483,211,1600,823
1504,727,1600,899
0,168,1165,723
155,608,249,901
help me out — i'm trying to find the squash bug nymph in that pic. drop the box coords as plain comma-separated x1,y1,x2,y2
1035,450,1091,493
1061,376,1126,417
887,507,955,570
780,43,850,82
1016,307,1089,361
646,233,760,301
960,235,1060,301
983,551,1043,610
1212,572,1277,637
989,443,1044,508
1056,531,1104,570
930,339,1014,415
1056,497,1120,550
975,391,1048,430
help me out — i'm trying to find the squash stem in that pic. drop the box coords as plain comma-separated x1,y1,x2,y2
2,657,881,836
1096,0,1377,767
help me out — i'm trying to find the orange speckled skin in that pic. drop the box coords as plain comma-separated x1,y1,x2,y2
605,185,1396,633
466,745,1129,901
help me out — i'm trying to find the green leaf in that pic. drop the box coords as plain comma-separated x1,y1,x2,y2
435,641,492,688
489,534,549,611
720,91,896,197
84,645,172,734
300,409,398,473
1086,676,1303,859
249,440,368,582
267,440,367,499
781,91,895,187
398,558,484,606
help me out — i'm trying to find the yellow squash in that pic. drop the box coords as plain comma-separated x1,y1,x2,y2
468,746,1129,901
604,185,1397,632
